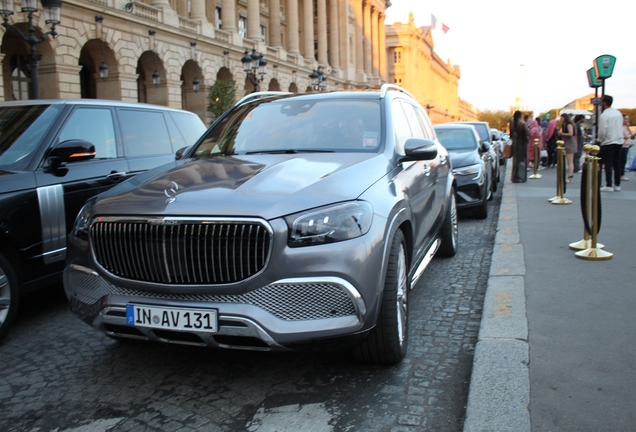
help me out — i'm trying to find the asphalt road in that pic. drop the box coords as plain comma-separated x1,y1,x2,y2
0,186,501,432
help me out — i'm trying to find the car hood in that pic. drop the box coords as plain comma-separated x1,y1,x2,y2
448,150,480,169
93,153,390,220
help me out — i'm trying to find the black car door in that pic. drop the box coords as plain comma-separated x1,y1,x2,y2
33,105,131,265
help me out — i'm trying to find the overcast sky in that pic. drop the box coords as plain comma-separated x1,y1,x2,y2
385,0,635,115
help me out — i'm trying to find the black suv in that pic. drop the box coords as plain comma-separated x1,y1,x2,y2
0,99,206,341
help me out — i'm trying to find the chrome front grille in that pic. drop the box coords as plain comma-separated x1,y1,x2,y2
90,217,272,285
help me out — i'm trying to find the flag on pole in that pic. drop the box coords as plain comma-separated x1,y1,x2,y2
430,14,438,30
442,23,450,33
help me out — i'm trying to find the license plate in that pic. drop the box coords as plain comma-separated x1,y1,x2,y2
126,305,218,333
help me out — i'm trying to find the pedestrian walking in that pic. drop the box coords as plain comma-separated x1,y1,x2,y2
511,110,529,183
596,95,624,192
544,119,558,168
620,115,632,181
573,115,585,173
558,113,577,183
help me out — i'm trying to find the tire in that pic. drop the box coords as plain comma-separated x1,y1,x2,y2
436,190,458,258
0,252,19,343
353,230,408,364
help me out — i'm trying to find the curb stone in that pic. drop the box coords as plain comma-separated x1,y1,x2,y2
463,163,531,432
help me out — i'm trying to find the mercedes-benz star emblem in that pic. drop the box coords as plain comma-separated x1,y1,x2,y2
164,181,179,204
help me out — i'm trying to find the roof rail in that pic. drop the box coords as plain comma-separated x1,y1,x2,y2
235,91,292,107
380,84,415,100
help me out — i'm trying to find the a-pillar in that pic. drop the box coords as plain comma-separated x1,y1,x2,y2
302,0,314,62
316,0,328,65
286,0,300,55
328,0,339,70
363,1,372,78
247,0,260,42
269,0,281,47
378,12,387,81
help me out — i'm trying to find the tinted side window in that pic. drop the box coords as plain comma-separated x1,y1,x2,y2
400,101,425,138
119,109,172,157
170,112,207,147
165,114,186,152
416,109,435,139
391,100,413,154
58,107,117,159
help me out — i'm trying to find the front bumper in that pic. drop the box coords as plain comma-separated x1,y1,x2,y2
453,176,486,209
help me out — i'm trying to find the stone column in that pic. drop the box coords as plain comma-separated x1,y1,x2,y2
190,0,206,20
221,0,236,31
247,0,260,41
302,0,314,61
354,0,364,76
379,12,387,81
371,6,379,78
287,0,300,54
363,1,372,76
316,0,327,65
328,0,339,68
270,0,281,46
150,0,171,7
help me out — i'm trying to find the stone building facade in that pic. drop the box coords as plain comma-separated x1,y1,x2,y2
385,13,477,124
2,1,475,124
2,0,391,124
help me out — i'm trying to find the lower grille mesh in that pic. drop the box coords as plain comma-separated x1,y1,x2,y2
65,268,356,321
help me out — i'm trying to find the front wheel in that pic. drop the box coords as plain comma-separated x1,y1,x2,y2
0,252,19,342
436,190,458,257
353,230,409,364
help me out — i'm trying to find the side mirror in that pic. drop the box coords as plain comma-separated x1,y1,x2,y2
402,138,438,161
479,141,490,153
49,140,96,165
176,146,190,160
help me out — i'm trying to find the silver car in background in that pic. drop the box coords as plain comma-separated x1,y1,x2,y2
64,85,458,364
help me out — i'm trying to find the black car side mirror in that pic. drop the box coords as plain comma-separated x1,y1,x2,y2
402,138,438,161
49,140,96,165
175,146,190,160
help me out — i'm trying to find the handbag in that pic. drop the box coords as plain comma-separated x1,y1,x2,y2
503,144,513,159
540,149,548,158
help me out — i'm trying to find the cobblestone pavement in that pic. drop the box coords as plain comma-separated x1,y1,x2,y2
0,189,500,432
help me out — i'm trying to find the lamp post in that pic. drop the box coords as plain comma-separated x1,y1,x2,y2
190,41,199,93
241,48,266,92
309,67,327,91
95,15,108,81
148,30,160,86
0,0,62,99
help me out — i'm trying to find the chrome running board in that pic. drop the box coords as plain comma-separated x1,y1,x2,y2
410,238,440,288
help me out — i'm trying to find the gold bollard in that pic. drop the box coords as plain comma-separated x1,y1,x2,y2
570,145,604,250
549,140,572,204
575,145,612,260
529,138,542,179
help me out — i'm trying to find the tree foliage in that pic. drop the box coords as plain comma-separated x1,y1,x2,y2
477,110,510,131
207,79,236,125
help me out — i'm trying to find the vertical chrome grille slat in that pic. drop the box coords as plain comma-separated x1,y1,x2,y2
91,219,271,285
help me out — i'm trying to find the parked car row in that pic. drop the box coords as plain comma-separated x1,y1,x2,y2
2,90,498,365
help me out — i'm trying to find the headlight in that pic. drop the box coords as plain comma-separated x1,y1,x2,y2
453,163,482,180
285,201,373,247
72,199,95,239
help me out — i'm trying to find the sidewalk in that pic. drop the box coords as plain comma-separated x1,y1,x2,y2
463,163,636,431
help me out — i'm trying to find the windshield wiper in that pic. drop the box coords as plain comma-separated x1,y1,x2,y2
245,149,335,155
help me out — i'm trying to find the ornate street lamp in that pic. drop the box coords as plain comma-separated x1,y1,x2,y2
95,15,108,81
309,67,327,91
241,48,266,92
190,41,200,93
0,0,63,99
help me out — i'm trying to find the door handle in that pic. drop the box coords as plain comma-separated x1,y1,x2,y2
107,171,127,180
423,166,431,176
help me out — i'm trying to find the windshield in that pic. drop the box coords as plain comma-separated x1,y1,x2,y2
192,97,382,157
0,104,63,171
436,128,478,150
466,123,489,141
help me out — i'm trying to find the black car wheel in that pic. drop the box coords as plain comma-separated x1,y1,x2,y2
353,230,408,364
436,190,458,257
0,252,19,342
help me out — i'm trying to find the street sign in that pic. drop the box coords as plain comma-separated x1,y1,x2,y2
586,67,602,88
593,55,616,80
590,98,602,105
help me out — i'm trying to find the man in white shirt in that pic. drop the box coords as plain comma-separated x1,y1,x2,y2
597,95,624,191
